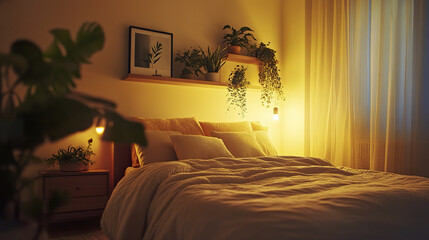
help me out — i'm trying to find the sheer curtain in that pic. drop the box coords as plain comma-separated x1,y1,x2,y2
307,0,353,168
306,0,426,175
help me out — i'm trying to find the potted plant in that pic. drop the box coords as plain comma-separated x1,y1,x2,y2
251,42,285,107
0,22,147,239
175,48,204,79
227,65,250,118
45,139,96,171
222,25,256,54
201,45,227,82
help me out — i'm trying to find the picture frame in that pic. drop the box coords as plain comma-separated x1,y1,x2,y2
129,26,173,77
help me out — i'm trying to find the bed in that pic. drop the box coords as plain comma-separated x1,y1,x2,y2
101,118,429,240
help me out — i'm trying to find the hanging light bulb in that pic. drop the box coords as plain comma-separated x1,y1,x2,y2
273,107,279,120
95,126,105,135
95,118,105,135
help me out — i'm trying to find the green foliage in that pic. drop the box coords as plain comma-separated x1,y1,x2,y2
0,22,147,225
148,41,163,65
201,45,227,73
22,189,69,239
251,42,285,107
45,138,95,166
223,25,256,48
175,48,204,76
227,65,250,118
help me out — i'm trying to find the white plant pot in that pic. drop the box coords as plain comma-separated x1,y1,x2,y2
60,162,89,172
205,72,220,82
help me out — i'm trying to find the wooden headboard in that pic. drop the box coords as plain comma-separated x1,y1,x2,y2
111,143,132,188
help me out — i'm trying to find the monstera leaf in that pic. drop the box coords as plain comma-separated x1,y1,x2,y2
102,109,147,146
0,22,146,227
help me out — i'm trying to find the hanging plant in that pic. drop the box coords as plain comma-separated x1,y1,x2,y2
227,65,250,118
251,42,285,107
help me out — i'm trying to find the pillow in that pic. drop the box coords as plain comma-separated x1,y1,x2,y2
250,121,269,131
131,145,140,167
199,121,252,136
135,117,204,135
134,130,182,166
211,132,266,158
130,117,203,166
170,135,234,160
254,131,278,156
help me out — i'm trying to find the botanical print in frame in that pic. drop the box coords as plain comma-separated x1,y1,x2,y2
129,26,173,77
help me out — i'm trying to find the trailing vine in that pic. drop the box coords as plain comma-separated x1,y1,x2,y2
227,65,250,118
252,42,285,107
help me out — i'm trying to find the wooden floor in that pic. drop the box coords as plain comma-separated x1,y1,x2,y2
48,219,108,240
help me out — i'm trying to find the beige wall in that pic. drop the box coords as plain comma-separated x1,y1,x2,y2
0,0,306,179
281,0,306,156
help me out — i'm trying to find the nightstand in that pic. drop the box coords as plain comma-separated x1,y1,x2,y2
39,169,109,222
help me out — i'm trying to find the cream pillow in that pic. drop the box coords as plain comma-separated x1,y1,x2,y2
198,121,252,136
134,130,182,166
134,117,204,135
170,135,234,160
250,121,269,131
254,131,278,156
211,132,266,158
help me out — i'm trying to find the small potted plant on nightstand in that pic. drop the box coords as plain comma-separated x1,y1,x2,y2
222,25,256,54
175,48,204,79
201,45,227,82
45,138,95,171
227,65,250,118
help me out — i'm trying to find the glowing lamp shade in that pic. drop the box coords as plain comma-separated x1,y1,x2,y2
273,107,279,120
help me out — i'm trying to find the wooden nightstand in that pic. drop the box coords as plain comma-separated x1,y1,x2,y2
39,169,109,222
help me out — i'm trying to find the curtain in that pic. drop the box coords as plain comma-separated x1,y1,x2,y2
306,0,427,176
307,0,353,168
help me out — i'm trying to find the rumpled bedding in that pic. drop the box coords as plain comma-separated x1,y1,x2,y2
101,156,429,240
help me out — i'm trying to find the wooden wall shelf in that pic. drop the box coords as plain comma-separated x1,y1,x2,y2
226,54,260,65
124,74,261,90
123,55,265,89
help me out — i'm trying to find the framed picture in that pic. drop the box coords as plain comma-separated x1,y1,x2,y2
129,26,173,77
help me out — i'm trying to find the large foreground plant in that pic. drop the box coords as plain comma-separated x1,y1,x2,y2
0,22,146,236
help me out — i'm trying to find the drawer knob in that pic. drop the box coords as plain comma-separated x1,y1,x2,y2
75,186,80,191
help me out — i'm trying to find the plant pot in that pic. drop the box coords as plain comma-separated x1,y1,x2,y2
181,73,194,79
205,72,220,82
60,162,89,172
227,46,242,54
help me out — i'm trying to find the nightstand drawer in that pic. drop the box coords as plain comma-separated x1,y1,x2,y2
39,169,109,222
54,195,109,213
44,175,107,198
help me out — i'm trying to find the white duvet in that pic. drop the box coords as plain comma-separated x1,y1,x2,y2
101,156,429,240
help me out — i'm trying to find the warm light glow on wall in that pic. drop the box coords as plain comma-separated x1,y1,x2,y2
273,107,279,120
